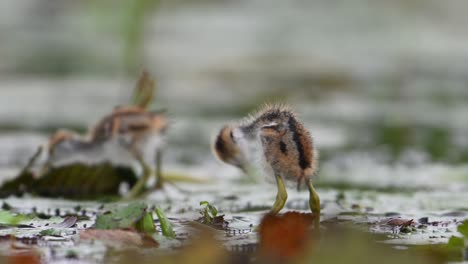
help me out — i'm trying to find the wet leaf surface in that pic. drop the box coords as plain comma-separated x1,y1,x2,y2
95,202,147,230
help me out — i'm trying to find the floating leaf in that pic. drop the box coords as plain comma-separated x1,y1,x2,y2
135,212,156,234
258,212,315,260
155,207,175,239
95,202,147,230
39,229,61,237
0,211,29,226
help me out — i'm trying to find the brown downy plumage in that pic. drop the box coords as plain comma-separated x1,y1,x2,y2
259,119,318,190
243,104,318,186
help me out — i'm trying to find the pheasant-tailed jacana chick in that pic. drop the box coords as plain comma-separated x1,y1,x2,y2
241,105,320,218
213,125,249,173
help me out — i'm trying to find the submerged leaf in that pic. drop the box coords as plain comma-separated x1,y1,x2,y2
95,202,147,230
155,207,175,239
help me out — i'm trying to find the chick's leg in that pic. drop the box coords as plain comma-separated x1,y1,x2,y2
126,148,152,198
270,174,288,214
154,149,163,189
306,179,321,229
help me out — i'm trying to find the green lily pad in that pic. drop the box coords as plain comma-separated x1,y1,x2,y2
95,202,147,230
40,228,62,237
0,210,30,226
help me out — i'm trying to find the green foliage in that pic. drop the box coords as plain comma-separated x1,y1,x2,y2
40,229,62,237
135,211,156,234
457,220,468,237
95,202,148,230
132,71,156,109
155,207,176,239
443,220,468,261
0,210,28,226
447,236,464,249
199,201,218,224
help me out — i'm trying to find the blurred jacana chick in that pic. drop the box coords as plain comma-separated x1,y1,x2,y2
42,106,168,198
90,106,168,197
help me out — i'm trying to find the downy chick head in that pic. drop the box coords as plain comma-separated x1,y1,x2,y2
240,104,295,139
212,125,249,172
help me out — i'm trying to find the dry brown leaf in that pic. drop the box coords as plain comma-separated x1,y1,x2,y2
258,212,316,261
385,218,414,227
8,252,41,264
51,216,78,228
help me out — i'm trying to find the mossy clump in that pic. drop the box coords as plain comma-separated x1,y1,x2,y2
0,163,137,200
